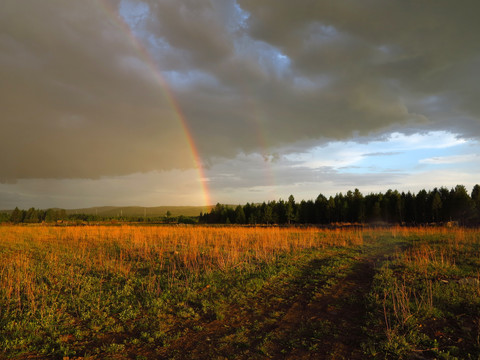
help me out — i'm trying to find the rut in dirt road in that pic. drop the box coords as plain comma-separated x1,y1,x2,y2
264,258,376,359
156,248,389,360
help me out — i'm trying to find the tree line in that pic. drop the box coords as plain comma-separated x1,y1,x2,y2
2,208,198,225
6,208,68,224
199,185,480,226
3,184,479,226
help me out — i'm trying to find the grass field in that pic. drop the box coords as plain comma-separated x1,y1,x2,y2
0,225,479,359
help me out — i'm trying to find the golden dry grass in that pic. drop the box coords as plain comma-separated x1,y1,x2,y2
0,225,363,313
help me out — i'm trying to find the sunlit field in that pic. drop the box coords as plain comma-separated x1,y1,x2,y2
369,227,480,358
0,225,479,359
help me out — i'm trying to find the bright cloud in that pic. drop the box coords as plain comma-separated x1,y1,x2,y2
419,154,479,165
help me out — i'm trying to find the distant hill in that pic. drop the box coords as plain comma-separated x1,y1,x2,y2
65,205,214,218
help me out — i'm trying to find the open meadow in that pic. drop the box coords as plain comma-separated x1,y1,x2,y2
1,225,479,359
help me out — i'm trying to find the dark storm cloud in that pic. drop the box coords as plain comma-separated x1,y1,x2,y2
142,0,480,157
239,0,480,131
0,0,195,181
1,0,479,182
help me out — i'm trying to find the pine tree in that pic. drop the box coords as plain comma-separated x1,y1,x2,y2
10,207,24,223
472,185,480,221
286,195,296,224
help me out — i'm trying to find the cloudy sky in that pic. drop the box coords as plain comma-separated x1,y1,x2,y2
1,0,479,209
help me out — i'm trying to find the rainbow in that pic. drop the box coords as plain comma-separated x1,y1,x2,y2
96,0,212,207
